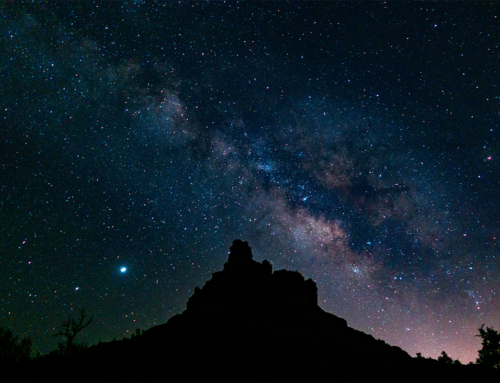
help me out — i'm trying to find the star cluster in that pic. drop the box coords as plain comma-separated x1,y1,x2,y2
1,2,499,363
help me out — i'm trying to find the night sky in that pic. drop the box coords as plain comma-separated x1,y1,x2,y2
2,1,499,363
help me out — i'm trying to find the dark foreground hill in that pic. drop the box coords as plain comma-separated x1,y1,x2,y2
6,240,500,381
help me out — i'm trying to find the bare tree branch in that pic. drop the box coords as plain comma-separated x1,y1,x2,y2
53,308,93,353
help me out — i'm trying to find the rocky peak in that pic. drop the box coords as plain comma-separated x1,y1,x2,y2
184,240,318,312
222,239,273,276
227,239,253,263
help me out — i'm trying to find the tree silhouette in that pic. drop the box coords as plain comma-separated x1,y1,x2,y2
0,326,32,364
53,308,92,355
476,324,500,368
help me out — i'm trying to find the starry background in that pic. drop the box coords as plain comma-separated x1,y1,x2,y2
1,1,499,363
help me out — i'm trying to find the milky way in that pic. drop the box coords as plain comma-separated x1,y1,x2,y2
2,2,499,363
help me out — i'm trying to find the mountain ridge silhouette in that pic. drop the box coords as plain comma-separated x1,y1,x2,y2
136,239,414,380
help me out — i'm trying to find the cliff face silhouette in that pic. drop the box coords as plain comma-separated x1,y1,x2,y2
149,239,346,334
15,240,497,381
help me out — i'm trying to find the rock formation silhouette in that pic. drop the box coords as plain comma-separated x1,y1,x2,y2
150,239,335,334
130,239,413,380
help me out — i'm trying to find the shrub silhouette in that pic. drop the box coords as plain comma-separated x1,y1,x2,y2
131,328,143,338
0,326,32,364
476,324,500,368
438,351,453,364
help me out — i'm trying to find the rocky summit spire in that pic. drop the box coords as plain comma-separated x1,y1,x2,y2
228,239,253,262
222,239,272,275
